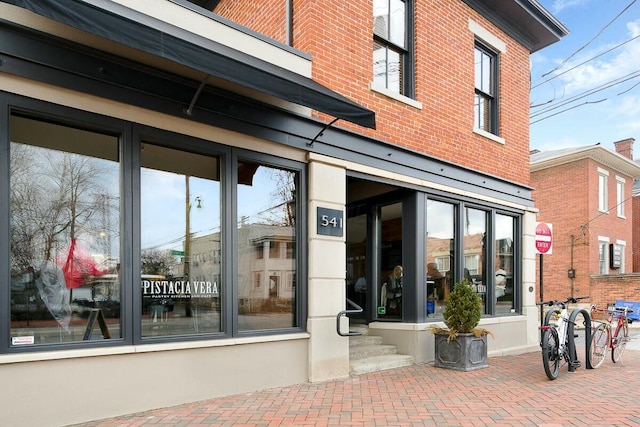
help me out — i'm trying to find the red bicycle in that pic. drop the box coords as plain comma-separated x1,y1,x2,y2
588,305,633,368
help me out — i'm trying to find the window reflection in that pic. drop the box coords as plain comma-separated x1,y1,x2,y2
464,208,487,314
496,214,515,313
9,114,121,345
140,144,221,337
426,200,456,317
237,161,297,331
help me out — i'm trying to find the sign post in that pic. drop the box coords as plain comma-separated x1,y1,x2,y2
535,222,553,331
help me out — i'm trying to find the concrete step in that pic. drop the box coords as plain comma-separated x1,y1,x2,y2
349,334,383,347
348,328,413,375
350,343,397,360
350,354,414,375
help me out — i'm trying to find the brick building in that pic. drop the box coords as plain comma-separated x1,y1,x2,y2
634,161,640,272
531,139,640,305
0,0,565,425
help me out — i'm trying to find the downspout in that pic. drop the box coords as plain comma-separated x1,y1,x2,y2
286,0,293,46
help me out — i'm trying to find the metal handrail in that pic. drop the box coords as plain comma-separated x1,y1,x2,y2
336,298,363,336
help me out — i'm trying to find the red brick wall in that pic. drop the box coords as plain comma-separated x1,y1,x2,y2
531,158,637,301
634,194,640,272
214,0,532,186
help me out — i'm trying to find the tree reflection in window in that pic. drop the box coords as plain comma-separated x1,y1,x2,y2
9,114,121,344
237,162,297,331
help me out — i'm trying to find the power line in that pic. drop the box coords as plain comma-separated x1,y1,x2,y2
530,70,640,123
539,0,638,78
532,33,640,90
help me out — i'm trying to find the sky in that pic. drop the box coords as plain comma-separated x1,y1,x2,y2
530,0,640,157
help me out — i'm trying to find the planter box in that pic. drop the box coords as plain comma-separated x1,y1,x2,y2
434,332,488,371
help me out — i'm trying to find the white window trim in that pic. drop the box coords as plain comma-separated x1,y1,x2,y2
598,236,610,275
598,168,609,213
616,175,626,218
468,20,506,53
369,82,423,109
473,127,506,144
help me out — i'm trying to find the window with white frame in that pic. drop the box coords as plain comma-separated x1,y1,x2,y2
598,238,609,274
598,168,608,212
616,176,625,217
616,241,626,273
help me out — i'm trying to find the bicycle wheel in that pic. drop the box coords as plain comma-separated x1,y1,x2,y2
541,328,561,380
588,323,609,369
612,321,629,363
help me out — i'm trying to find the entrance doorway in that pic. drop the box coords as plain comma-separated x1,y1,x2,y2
346,177,405,323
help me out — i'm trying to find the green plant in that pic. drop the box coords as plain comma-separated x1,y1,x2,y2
430,279,492,340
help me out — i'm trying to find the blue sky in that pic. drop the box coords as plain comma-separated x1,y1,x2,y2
530,0,640,156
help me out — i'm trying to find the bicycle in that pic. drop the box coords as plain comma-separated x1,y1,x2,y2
537,296,589,380
588,305,633,368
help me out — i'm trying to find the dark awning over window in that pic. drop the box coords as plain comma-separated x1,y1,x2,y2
2,0,376,129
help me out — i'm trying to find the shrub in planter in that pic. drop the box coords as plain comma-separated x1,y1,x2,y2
430,279,492,371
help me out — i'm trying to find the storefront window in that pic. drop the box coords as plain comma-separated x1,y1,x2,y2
426,200,456,317
9,114,121,345
495,214,515,314
140,144,221,337
464,208,487,314
237,161,297,331
378,202,403,319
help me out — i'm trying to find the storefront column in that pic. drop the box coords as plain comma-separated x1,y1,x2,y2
522,209,540,346
307,155,349,382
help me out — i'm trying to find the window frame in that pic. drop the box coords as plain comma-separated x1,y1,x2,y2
1,94,308,354
598,168,609,213
474,41,499,136
372,0,414,98
616,175,625,218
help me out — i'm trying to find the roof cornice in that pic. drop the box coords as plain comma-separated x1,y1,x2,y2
531,145,640,178
463,0,568,52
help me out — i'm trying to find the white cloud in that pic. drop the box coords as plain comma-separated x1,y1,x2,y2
547,0,591,14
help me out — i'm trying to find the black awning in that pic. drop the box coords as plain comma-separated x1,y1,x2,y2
2,0,376,129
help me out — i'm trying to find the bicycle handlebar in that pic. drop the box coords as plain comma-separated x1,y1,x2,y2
536,296,589,307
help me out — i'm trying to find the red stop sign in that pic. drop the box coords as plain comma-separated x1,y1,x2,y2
535,222,552,254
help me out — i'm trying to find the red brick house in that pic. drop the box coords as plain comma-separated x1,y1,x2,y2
531,139,640,305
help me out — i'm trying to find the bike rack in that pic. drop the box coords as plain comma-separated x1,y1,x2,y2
568,308,593,371
336,298,363,337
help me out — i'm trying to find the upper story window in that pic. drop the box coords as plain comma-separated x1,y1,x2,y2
598,168,609,212
474,42,498,134
616,176,625,217
373,0,412,96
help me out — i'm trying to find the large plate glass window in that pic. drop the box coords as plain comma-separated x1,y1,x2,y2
9,113,121,346
426,200,457,317
495,214,515,314
140,144,222,337
464,208,487,314
237,161,298,331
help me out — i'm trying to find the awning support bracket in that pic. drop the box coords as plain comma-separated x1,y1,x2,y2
307,118,340,147
184,75,210,116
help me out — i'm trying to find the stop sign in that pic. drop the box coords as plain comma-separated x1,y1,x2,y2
535,222,553,254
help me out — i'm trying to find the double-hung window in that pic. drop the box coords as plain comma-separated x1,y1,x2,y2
474,42,498,134
598,168,609,212
616,176,625,217
373,0,412,96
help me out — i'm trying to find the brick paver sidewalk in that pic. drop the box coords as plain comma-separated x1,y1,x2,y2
72,346,640,426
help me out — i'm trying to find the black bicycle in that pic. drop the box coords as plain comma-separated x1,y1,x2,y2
537,296,589,380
